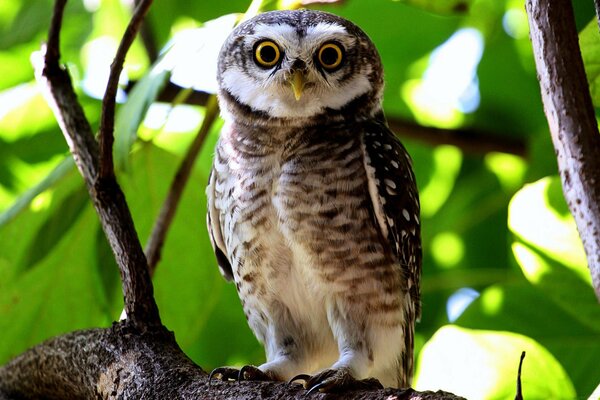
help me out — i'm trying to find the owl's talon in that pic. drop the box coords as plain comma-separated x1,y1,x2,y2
301,368,384,394
289,373,311,385
238,365,273,381
208,367,241,384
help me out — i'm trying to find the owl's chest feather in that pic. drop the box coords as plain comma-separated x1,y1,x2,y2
217,128,368,231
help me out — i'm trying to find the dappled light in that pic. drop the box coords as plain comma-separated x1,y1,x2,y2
414,326,576,399
431,231,465,269
418,145,462,217
402,28,483,127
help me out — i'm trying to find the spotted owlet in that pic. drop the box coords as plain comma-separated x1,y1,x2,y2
206,9,421,392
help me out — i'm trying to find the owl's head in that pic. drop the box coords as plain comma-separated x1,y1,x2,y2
217,10,384,126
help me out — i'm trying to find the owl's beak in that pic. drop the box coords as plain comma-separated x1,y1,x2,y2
290,70,305,101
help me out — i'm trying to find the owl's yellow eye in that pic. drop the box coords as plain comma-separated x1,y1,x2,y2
254,41,281,68
318,43,344,70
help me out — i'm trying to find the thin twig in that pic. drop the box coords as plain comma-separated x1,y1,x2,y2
98,0,153,179
134,0,159,62
45,0,67,68
514,351,525,400
145,96,219,273
526,0,600,301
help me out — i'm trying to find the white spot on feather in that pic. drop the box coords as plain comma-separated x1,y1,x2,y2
361,139,389,239
402,209,410,221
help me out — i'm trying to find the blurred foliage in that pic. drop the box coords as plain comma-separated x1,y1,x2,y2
0,0,599,398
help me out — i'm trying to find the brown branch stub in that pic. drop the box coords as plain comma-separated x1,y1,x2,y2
526,0,600,301
98,0,153,179
145,96,219,273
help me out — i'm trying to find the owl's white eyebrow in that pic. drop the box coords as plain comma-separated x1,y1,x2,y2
251,23,297,44
305,22,348,38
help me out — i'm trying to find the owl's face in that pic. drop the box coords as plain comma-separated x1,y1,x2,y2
217,10,384,124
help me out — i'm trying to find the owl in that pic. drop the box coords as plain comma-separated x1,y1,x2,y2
206,9,421,392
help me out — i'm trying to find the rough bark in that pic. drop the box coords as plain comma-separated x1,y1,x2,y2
526,0,600,301
0,322,463,400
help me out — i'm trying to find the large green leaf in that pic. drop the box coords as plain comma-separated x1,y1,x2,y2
415,325,576,399
457,282,600,397
508,177,599,331
114,68,170,171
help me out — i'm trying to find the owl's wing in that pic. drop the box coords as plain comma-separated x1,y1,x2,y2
361,121,422,318
206,168,234,281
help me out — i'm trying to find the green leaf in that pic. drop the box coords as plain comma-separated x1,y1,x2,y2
114,68,170,171
19,186,89,273
94,225,122,317
508,176,600,332
456,282,600,397
510,176,587,276
0,157,74,228
415,325,576,399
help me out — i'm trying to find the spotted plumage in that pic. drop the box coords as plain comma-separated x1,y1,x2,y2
206,9,421,390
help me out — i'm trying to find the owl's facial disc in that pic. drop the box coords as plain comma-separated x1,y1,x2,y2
219,19,379,120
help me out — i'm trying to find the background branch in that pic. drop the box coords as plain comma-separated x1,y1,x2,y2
526,0,600,300
154,82,527,157
145,96,219,273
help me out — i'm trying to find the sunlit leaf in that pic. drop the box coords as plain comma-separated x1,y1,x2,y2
509,176,589,283
457,283,600,397
0,157,73,228
415,325,576,399
19,186,89,273
114,68,170,171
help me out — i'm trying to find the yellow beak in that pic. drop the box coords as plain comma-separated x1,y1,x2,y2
290,70,305,101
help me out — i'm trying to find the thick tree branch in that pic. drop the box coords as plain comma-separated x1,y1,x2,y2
155,82,527,157
526,0,600,301
0,323,464,400
98,0,153,179
34,0,161,327
145,96,219,273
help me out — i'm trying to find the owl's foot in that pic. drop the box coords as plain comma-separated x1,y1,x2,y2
209,365,277,384
290,368,383,394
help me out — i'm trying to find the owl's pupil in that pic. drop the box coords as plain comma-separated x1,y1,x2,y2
260,46,277,63
321,48,339,66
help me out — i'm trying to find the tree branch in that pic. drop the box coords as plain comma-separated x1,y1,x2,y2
134,0,159,62
34,0,161,328
526,0,600,301
145,96,219,273
155,82,527,157
98,0,153,179
0,323,464,400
